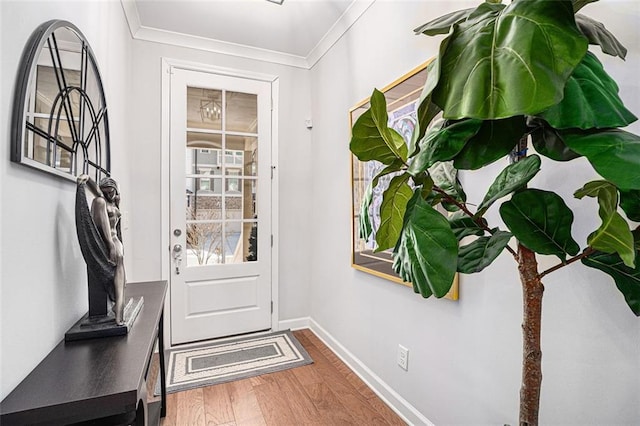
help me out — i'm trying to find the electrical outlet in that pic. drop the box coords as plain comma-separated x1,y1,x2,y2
397,344,409,371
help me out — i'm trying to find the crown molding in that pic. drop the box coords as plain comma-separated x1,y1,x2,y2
136,26,309,68
120,0,374,70
120,0,141,39
306,0,375,68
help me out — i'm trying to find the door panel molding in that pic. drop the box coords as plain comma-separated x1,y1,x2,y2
186,276,259,316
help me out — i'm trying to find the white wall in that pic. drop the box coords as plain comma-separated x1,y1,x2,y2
0,0,132,400
127,39,313,321
309,1,640,424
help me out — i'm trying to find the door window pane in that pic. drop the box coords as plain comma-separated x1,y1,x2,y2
225,170,241,194
187,87,222,131
221,178,256,220
224,221,258,264
187,132,222,149
186,178,222,220
223,221,242,263
227,135,257,177
186,222,222,266
225,195,242,220
186,132,222,175
226,91,257,133
186,148,223,176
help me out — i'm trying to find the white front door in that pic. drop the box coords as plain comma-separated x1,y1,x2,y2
169,68,272,345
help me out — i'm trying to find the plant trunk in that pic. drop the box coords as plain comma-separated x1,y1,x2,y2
518,243,544,426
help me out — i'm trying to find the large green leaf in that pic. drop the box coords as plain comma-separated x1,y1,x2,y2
414,8,475,36
350,89,408,165
500,189,580,260
529,118,581,162
539,52,636,129
409,119,482,175
573,179,615,199
561,128,640,190
409,33,452,157
620,189,640,222
370,89,409,161
408,119,444,175
358,163,403,240
409,99,441,158
448,210,487,240
417,39,449,109
476,155,541,216
433,0,588,120
453,116,527,170
575,14,627,59
590,213,636,267
457,230,513,274
375,173,413,252
429,161,466,208
582,250,640,316
392,192,458,298
575,180,635,267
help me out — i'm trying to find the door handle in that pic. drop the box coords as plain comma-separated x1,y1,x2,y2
173,244,183,274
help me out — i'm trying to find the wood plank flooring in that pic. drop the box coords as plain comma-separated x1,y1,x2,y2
157,329,406,426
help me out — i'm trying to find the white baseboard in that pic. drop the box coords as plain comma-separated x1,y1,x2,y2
278,317,311,331
281,317,434,426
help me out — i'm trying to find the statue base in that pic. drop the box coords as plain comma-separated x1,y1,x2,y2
65,297,144,342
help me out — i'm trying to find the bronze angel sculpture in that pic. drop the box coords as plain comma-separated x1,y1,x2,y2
75,174,126,325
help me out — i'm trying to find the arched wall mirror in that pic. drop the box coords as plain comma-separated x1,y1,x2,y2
11,20,110,182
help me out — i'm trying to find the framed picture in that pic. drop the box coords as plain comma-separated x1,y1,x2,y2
350,59,459,300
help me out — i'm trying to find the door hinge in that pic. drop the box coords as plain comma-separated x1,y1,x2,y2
270,165,275,179
271,234,274,247
271,301,274,314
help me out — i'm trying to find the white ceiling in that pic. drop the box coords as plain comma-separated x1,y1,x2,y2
122,0,374,68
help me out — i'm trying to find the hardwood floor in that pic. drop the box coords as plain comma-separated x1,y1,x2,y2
156,329,406,426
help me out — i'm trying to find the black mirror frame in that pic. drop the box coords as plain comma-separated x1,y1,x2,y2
11,19,111,182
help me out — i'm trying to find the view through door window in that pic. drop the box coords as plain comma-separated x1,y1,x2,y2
185,87,259,266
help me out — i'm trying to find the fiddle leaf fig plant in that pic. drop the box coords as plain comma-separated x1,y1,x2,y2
349,0,640,424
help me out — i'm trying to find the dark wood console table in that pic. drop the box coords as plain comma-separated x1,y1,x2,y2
0,280,167,425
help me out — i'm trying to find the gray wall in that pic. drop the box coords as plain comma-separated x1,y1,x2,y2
308,1,640,424
0,0,133,399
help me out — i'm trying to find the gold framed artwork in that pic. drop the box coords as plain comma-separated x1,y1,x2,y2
350,59,459,300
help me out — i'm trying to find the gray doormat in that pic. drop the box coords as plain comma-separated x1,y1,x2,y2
155,330,313,394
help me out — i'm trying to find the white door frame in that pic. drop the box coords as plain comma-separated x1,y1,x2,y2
160,58,280,347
